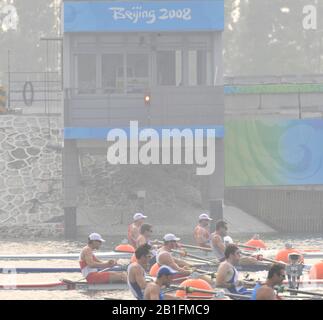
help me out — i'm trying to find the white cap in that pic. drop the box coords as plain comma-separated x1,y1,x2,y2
163,233,180,242
133,213,148,221
224,236,233,244
88,233,105,242
199,213,213,221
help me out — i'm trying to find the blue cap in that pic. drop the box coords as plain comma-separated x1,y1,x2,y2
157,266,177,278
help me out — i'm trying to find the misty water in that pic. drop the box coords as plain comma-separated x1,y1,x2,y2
0,234,322,300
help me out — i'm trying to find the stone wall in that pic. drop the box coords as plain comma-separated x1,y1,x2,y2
76,153,206,236
0,115,63,231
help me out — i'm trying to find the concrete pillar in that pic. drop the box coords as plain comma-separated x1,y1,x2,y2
64,207,77,239
209,199,223,231
63,139,80,239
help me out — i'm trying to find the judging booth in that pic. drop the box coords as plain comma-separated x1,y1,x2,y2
62,0,225,238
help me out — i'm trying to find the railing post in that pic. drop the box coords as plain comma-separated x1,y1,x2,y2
298,89,302,119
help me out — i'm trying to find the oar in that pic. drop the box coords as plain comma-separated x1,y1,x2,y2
177,241,261,252
277,286,323,298
171,249,219,265
241,251,287,266
155,241,213,252
177,243,212,252
236,243,261,251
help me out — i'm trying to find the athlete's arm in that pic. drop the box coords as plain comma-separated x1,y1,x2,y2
136,236,146,248
212,235,225,253
134,267,147,289
215,264,233,289
195,229,210,247
148,286,160,300
159,253,191,275
83,248,115,269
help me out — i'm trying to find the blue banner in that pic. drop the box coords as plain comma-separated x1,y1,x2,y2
64,1,224,32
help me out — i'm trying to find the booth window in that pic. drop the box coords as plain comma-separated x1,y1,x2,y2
157,50,182,86
126,54,149,93
188,50,211,86
77,54,96,94
102,54,124,93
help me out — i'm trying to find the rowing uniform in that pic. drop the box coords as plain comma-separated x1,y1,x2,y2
250,282,262,300
211,233,225,262
79,251,110,284
127,263,146,300
193,225,211,247
250,283,282,300
159,290,164,300
226,264,249,295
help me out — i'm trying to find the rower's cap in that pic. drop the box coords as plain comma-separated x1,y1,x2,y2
157,266,177,278
88,233,105,242
199,213,213,221
133,213,148,221
224,236,233,244
163,233,180,242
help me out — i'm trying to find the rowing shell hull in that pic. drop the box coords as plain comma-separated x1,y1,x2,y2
0,266,125,274
0,281,128,291
0,252,132,261
0,264,271,274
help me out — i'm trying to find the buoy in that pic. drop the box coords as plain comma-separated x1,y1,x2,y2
149,263,160,277
275,248,304,264
244,238,267,251
130,254,137,263
309,261,323,280
114,244,135,253
175,279,213,299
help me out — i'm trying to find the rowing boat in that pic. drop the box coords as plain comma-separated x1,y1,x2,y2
0,280,128,291
0,252,132,261
0,263,278,274
0,266,126,274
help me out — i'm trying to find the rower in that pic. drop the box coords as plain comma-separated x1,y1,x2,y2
136,223,153,248
128,213,147,248
216,244,249,295
127,244,152,300
211,220,257,265
251,264,286,300
193,213,212,248
79,233,126,284
156,233,192,276
210,220,228,262
157,234,214,285
136,223,157,266
144,266,181,300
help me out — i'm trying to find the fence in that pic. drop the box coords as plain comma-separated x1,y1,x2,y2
225,188,323,233
7,71,62,114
